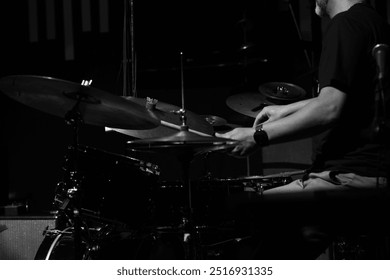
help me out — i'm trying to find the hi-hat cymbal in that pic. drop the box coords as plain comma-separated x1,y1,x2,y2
127,130,237,153
107,97,214,139
258,82,306,102
226,92,275,118
0,75,160,129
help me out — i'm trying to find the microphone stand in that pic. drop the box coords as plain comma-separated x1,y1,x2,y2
374,75,390,189
373,77,387,140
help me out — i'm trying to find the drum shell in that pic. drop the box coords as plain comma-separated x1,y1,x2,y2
58,146,159,226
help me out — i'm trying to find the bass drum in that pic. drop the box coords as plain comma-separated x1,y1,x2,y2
35,228,185,260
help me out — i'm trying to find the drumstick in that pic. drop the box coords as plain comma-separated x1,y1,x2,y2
160,120,213,137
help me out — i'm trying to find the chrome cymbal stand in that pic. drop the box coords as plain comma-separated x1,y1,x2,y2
58,92,87,259
173,119,204,259
176,52,203,259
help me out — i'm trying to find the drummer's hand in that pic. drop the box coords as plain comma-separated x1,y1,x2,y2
216,127,258,157
253,105,286,127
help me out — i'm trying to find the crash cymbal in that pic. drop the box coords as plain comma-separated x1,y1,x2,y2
107,97,214,139
226,92,275,118
258,82,306,102
0,75,160,129
201,115,228,127
127,129,237,153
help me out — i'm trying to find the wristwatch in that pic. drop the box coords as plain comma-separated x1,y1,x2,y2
253,124,269,146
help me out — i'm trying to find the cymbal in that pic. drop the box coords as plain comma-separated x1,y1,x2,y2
258,82,306,102
226,92,275,118
107,97,214,139
127,130,237,153
201,115,228,127
0,75,160,129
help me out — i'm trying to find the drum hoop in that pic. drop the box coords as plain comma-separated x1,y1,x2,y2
44,227,73,260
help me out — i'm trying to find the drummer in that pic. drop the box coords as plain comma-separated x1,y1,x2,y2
217,0,389,198
216,0,390,259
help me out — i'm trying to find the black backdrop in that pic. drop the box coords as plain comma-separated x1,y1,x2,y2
0,0,318,213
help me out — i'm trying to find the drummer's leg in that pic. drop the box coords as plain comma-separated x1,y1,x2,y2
264,171,387,195
253,171,341,259
252,172,386,259
264,171,346,195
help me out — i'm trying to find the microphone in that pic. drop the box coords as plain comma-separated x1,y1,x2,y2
372,43,389,80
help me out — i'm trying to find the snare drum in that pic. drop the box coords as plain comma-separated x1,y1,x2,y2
55,145,160,226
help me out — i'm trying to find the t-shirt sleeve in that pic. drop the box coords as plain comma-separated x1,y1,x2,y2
319,16,367,94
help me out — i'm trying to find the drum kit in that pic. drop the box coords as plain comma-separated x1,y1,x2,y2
0,74,306,259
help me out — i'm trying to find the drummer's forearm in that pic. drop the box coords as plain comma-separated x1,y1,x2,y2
282,98,313,116
263,94,342,144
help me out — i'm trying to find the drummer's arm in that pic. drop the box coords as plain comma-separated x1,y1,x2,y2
254,98,313,127
262,86,346,144
216,87,346,157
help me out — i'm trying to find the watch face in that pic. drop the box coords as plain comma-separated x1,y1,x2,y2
254,128,269,146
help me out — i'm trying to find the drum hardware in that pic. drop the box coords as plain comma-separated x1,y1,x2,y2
60,85,91,260
40,227,74,260
209,176,293,195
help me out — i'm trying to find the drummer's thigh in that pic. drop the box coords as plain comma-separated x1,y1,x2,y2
264,177,341,195
264,179,304,195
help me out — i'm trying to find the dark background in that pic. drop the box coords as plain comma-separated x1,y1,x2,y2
0,0,386,214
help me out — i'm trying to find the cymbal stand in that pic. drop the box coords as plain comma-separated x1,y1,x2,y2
174,113,203,259
62,93,85,259
122,0,137,97
175,52,202,259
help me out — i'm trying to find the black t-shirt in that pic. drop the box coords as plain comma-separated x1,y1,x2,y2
312,3,390,177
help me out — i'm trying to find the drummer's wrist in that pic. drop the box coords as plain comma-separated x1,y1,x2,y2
253,124,269,146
